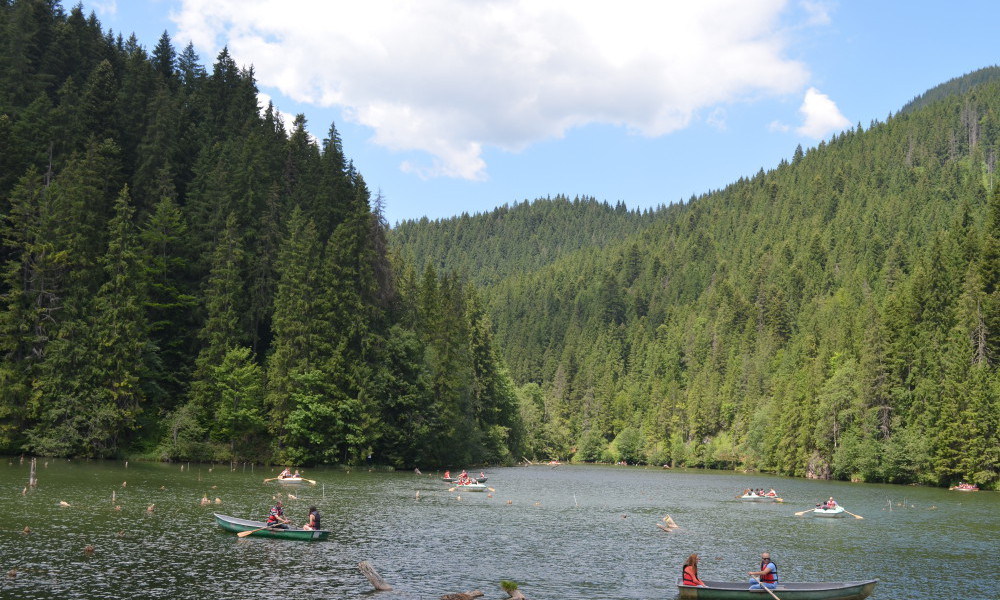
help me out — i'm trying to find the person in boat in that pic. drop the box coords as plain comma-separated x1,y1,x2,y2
748,552,778,590
479,471,486,480
444,470,451,479
278,467,292,479
292,470,300,478
303,506,321,531
681,553,707,587
266,500,290,529
826,497,837,508
767,488,776,497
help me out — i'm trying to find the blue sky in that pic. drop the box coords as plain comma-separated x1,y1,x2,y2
89,1,1000,225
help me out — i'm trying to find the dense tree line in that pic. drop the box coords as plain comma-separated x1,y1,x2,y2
0,0,519,467
396,69,1000,489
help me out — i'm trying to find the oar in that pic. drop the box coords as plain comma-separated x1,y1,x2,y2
843,509,864,519
237,526,271,537
793,507,816,516
487,487,495,492
301,477,317,485
750,576,782,600
263,477,279,483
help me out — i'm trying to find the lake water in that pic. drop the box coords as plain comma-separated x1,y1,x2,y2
0,459,996,599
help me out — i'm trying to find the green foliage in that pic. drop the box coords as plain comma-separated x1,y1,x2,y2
0,1,520,467
394,68,1000,488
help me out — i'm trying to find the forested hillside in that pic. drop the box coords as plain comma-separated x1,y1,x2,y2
392,196,658,287
0,0,521,467
397,68,1000,489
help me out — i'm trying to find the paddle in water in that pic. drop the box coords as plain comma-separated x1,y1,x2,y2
750,575,782,600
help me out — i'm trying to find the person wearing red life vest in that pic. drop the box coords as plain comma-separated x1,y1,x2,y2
748,552,778,590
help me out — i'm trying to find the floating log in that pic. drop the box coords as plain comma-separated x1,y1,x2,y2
358,560,393,591
441,591,483,600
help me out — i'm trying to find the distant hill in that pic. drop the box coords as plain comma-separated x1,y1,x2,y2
390,196,658,286
393,70,1000,489
899,65,1000,114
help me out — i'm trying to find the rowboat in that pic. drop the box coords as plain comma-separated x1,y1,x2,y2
451,482,488,492
214,513,330,541
264,476,315,484
810,506,846,518
676,578,878,600
739,493,780,502
443,476,487,483
949,484,979,491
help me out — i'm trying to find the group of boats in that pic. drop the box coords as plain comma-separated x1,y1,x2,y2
215,468,328,541
215,467,496,541
740,490,862,520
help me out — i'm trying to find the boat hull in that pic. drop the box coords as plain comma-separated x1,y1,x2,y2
451,483,488,492
272,477,308,484
214,513,330,541
739,495,779,502
677,579,877,600
443,477,487,483
811,506,846,518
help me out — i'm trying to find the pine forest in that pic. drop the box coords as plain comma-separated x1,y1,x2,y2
2,2,998,490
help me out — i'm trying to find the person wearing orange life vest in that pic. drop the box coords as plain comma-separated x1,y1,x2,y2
748,552,777,590
681,554,706,587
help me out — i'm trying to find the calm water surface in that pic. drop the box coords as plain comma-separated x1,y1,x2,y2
0,459,996,599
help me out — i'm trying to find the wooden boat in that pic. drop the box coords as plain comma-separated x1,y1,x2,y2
810,505,846,518
676,578,878,600
214,513,330,541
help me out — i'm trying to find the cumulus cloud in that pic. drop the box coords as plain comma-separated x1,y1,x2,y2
173,0,810,180
796,87,850,138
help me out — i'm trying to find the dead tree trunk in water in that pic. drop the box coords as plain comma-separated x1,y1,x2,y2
358,561,393,591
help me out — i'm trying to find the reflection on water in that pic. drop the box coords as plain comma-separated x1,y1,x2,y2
0,459,996,599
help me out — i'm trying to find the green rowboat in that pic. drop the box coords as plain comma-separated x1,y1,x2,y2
676,579,878,600
214,513,330,541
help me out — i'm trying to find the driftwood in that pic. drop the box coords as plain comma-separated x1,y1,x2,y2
440,591,483,600
358,561,393,591
503,589,527,599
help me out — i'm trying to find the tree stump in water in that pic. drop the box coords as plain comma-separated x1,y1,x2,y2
358,561,393,591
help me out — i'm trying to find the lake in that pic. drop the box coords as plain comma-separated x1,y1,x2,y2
0,459,996,599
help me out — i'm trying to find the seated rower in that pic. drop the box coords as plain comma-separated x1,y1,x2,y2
266,500,290,529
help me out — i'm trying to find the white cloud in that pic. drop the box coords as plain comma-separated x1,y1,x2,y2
173,0,811,180
795,87,850,138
